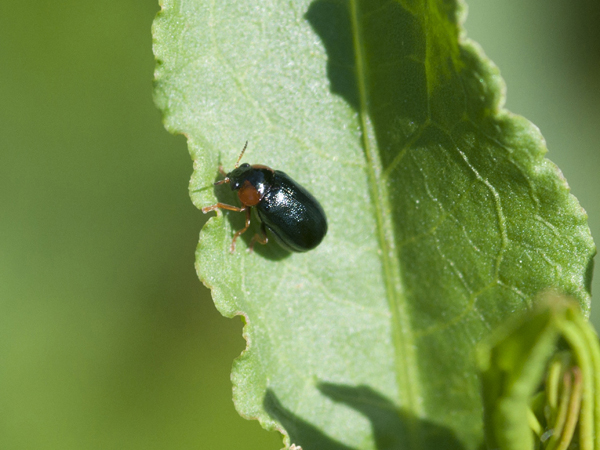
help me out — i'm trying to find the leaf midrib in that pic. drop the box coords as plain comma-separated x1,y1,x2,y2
349,0,424,442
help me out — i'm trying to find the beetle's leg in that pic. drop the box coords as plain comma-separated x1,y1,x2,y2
218,165,227,177
214,176,230,186
249,223,268,252
230,208,252,253
202,203,245,214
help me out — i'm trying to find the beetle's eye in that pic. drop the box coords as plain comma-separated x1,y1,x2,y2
240,163,250,169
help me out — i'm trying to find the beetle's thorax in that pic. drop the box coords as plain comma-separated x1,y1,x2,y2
227,163,275,207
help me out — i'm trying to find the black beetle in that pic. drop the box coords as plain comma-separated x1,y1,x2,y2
202,142,327,253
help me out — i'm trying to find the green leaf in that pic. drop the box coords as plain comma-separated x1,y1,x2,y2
478,294,600,450
153,0,595,448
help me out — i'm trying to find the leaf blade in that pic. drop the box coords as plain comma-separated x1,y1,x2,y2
153,0,595,448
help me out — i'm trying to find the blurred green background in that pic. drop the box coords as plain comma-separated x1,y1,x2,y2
0,1,598,449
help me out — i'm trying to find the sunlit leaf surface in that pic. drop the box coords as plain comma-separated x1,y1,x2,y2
153,0,595,448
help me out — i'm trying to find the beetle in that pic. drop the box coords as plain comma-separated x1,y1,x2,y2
202,142,327,253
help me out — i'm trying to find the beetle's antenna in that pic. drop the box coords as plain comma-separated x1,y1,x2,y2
234,141,248,168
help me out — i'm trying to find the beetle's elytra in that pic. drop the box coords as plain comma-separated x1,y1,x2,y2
202,142,327,253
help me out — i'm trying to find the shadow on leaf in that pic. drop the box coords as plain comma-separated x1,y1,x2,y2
265,384,467,450
305,0,359,111
265,389,355,450
306,0,441,169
